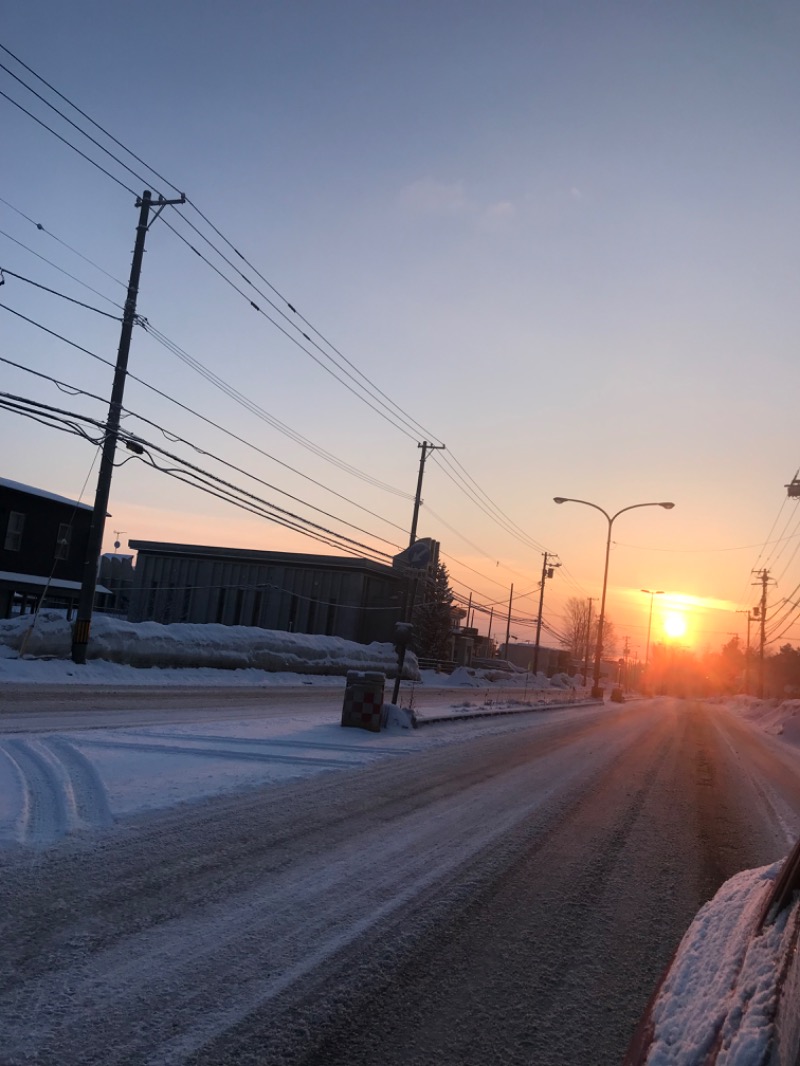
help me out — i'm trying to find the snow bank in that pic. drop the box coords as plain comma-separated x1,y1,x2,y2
714,696,800,747
0,611,420,679
642,861,794,1065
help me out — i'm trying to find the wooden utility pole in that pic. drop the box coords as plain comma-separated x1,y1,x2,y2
532,552,560,675
736,608,755,695
409,440,445,546
504,583,513,660
583,598,595,688
752,569,771,698
71,190,185,664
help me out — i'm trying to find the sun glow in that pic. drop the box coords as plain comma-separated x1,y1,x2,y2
663,612,688,639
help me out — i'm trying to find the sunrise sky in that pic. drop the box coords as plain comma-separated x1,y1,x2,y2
3,2,800,657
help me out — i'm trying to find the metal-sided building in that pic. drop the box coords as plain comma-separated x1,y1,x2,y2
127,540,408,644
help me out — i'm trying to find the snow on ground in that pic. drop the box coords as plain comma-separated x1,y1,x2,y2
0,612,588,848
714,694,800,748
3,613,800,1057
1,611,799,859
0,610,420,677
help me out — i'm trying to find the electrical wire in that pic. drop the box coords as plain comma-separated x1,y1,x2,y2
138,318,412,498
0,85,137,196
0,193,128,289
0,226,124,309
0,266,121,319
0,356,405,551
0,301,414,540
0,392,396,562
437,450,548,551
0,45,556,576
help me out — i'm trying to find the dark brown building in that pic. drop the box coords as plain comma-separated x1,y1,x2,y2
0,478,99,618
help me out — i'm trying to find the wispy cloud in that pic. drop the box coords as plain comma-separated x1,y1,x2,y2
398,179,518,233
480,200,516,231
398,177,470,215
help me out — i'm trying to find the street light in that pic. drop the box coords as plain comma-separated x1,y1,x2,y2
553,497,675,698
641,589,664,678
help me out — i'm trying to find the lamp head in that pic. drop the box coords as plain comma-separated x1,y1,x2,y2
659,502,675,509
553,497,566,504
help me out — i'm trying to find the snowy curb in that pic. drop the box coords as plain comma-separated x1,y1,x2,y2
414,698,603,725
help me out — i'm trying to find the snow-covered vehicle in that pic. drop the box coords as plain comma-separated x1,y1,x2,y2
624,836,800,1065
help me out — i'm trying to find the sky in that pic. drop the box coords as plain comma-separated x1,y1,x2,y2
3,2,800,657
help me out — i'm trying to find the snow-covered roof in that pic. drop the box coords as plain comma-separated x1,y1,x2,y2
0,571,111,595
129,540,396,573
0,478,94,512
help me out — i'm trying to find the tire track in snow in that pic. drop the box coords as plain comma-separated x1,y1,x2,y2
0,738,112,846
75,735,373,768
41,736,113,830
123,728,411,755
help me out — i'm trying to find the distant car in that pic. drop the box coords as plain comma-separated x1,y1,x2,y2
624,835,800,1065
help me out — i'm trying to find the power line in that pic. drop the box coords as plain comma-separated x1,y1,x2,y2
161,217,423,443
1,45,552,580
0,193,127,289
438,450,548,551
0,300,414,513
0,85,137,195
0,226,124,309
171,204,446,446
0,357,405,552
0,265,122,319
0,41,181,194
0,391,396,563
138,318,412,498
430,452,550,555
0,42,444,449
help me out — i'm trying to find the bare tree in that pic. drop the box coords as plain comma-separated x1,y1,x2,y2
561,597,616,661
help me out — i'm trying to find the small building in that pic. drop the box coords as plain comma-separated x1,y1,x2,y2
98,553,135,616
498,641,572,676
0,478,107,618
127,540,408,644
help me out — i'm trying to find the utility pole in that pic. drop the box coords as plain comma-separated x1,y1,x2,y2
532,552,560,675
583,598,595,689
735,608,755,695
409,440,445,546
71,190,185,664
752,569,772,698
622,636,630,690
504,583,514,661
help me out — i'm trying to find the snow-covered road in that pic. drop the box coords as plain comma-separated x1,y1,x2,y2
1,696,798,1065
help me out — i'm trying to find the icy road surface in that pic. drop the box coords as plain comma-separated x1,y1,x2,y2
1,696,799,1065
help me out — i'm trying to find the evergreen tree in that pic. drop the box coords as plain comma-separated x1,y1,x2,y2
412,562,455,661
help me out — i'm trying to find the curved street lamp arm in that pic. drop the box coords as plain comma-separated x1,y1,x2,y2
610,502,674,523
553,497,611,525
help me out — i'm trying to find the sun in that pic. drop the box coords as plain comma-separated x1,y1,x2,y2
663,612,687,639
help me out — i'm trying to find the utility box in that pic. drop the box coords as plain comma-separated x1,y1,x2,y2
341,670,386,733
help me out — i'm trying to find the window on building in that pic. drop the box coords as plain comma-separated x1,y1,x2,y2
4,511,25,551
55,523,72,560
216,587,227,624
251,590,263,627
